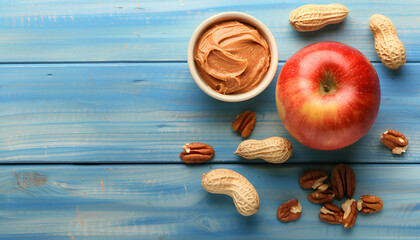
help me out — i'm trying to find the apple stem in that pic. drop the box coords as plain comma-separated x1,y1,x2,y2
323,84,330,93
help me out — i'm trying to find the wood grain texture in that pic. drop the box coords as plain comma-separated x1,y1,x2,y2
1,0,419,238
1,63,418,163
0,0,419,62
0,164,419,239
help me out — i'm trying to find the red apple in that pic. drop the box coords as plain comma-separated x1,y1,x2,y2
276,41,380,150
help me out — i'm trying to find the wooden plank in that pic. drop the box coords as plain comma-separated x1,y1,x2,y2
0,164,419,239
1,63,418,163
0,0,419,62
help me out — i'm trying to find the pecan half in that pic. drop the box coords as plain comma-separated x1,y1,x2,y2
341,199,357,228
308,184,335,204
380,130,408,154
357,195,383,214
180,143,214,163
299,170,328,189
331,164,356,200
232,111,256,138
277,199,302,222
319,203,343,224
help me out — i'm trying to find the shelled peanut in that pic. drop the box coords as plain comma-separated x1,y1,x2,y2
235,137,293,164
369,14,406,69
289,4,348,32
201,169,259,216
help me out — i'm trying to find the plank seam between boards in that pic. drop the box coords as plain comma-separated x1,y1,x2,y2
0,162,418,166
0,60,419,65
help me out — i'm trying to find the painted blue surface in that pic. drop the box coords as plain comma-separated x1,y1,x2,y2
0,0,419,239
0,63,418,163
0,164,419,239
0,0,419,62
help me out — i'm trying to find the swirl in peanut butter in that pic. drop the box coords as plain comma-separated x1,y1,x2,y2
195,21,271,94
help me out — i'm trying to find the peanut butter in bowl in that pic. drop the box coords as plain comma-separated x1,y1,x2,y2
194,21,271,95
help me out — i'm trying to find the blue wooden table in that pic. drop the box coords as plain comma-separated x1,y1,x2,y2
0,0,419,239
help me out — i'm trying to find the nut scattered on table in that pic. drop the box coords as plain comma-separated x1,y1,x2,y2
277,199,302,222
380,129,408,154
201,169,259,216
180,143,215,163
299,170,328,189
369,14,406,69
299,165,384,228
319,203,343,224
308,184,335,204
235,137,293,164
289,4,349,32
232,111,256,138
331,164,356,200
357,195,383,214
341,199,358,228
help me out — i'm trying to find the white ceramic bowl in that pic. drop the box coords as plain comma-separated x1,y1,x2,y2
187,12,279,102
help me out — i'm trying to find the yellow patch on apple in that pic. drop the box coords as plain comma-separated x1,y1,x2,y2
300,100,338,123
